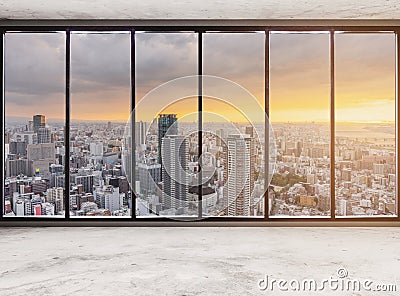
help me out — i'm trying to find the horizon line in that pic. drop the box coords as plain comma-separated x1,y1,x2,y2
5,116,396,125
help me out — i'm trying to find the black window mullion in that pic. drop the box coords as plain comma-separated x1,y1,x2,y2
65,29,70,220
0,25,398,225
0,30,3,220
397,31,400,220
131,29,136,220
264,29,270,221
198,31,203,219
330,30,336,220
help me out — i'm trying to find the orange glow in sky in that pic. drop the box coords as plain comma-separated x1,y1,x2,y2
4,32,396,124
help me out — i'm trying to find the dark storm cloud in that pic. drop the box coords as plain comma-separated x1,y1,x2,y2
70,32,131,94
5,33,65,98
5,32,132,117
135,33,198,99
202,33,265,99
5,31,396,120
137,32,267,102
203,33,265,78
5,32,132,99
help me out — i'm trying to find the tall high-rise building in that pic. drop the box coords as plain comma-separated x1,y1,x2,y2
37,127,51,144
46,187,64,203
373,163,385,175
136,121,148,146
75,174,95,193
27,143,56,177
245,126,254,138
6,158,29,177
33,115,46,134
339,199,347,216
225,134,254,216
138,162,161,196
216,129,225,146
161,135,188,210
341,168,352,182
94,185,121,212
15,199,24,216
27,143,55,161
28,120,34,132
158,114,178,165
13,132,36,145
90,142,103,156
9,141,27,156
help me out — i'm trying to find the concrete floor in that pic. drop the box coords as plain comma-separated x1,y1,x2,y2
0,227,399,295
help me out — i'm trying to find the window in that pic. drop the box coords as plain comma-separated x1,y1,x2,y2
335,32,397,217
135,32,198,219
203,32,266,217
269,32,331,217
4,32,66,217
1,26,399,223
70,32,131,217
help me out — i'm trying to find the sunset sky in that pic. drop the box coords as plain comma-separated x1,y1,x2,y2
4,31,396,124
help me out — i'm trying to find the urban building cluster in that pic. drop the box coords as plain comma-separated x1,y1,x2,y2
4,115,130,217
270,123,396,217
4,115,396,218
136,114,265,217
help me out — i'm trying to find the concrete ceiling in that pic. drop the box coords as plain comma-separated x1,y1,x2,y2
0,0,399,20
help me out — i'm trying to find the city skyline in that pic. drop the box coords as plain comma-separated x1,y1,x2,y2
3,31,398,218
5,115,397,125
3,112,397,217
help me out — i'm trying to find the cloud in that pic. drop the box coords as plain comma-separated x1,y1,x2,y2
70,32,131,93
135,32,198,100
5,33,65,97
4,31,396,123
269,32,395,123
203,33,265,101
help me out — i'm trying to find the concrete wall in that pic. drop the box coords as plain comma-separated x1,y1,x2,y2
0,0,399,20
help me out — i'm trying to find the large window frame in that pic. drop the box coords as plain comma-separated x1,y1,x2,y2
1,23,399,226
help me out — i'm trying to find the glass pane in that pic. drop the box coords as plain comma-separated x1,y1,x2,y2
335,33,396,217
135,33,198,219
4,32,66,217
203,32,266,217
270,32,331,217
70,32,131,217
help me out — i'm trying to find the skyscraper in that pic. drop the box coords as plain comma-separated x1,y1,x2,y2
33,115,45,134
161,135,188,211
138,162,161,196
27,143,55,161
37,127,51,144
9,141,27,156
27,143,56,177
6,158,29,177
245,126,254,138
136,121,148,146
157,114,178,165
75,174,95,193
216,129,225,146
225,134,254,216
